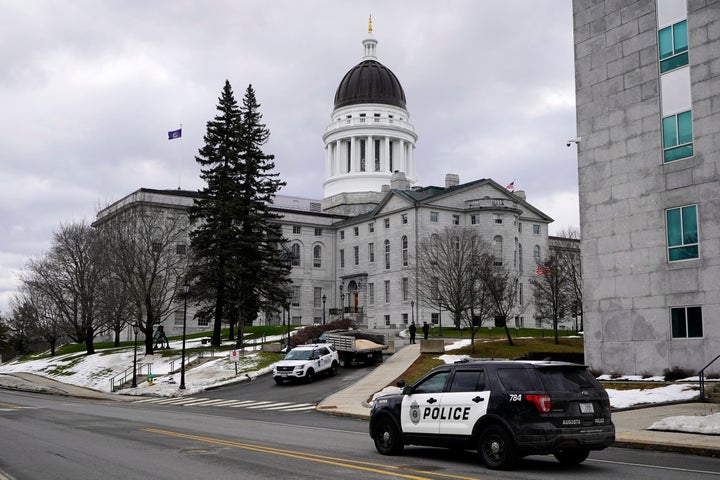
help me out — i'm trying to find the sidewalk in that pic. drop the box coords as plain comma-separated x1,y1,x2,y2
319,343,720,457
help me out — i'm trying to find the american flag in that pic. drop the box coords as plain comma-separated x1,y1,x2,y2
506,181,515,191
535,264,550,276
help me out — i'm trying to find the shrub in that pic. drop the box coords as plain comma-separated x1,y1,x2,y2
641,371,654,379
609,370,622,379
589,368,603,378
663,365,694,381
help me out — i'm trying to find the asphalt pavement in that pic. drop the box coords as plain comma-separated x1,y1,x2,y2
1,342,719,457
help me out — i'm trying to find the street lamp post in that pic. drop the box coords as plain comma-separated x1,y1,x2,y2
179,282,190,390
411,300,415,326
131,323,139,388
286,290,293,352
322,294,327,325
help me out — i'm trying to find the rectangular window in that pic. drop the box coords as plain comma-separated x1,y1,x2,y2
339,249,345,268
493,214,503,224
293,225,301,234
292,286,301,307
353,245,359,266
384,218,390,229
402,313,408,325
659,20,688,73
314,228,322,236
339,230,345,240
368,282,375,305
174,310,184,327
384,280,390,304
671,306,703,338
471,215,478,225
353,226,359,236
401,213,408,224
430,211,439,223
368,242,375,263
359,139,366,172
666,205,698,261
402,277,408,302
313,287,322,308
384,314,391,326
431,313,439,325
197,316,210,327
533,224,540,235
518,222,522,233
374,139,381,171
368,222,375,233
662,110,693,162
452,214,460,225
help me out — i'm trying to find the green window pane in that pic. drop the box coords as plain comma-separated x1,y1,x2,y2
682,206,697,244
677,111,693,144
669,245,698,261
687,306,703,337
659,26,673,59
664,144,693,162
667,209,682,246
671,308,686,337
662,116,678,148
674,21,688,53
660,52,689,72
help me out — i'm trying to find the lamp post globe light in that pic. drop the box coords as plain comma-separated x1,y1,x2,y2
131,323,139,388
322,294,327,325
179,282,190,390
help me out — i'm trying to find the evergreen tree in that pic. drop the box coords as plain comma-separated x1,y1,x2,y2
189,81,289,347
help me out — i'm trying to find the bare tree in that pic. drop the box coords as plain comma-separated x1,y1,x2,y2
97,204,189,354
554,228,583,333
413,227,495,351
12,285,65,356
24,221,103,354
477,261,523,347
96,273,136,347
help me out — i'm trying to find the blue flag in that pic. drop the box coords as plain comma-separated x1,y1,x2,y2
168,128,182,140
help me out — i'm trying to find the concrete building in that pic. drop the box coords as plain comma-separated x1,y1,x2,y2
97,22,554,337
572,0,720,374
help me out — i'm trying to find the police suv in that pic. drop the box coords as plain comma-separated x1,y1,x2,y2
272,343,339,384
369,360,615,470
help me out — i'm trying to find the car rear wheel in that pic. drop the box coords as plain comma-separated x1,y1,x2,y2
554,448,590,465
373,418,404,455
305,369,315,383
478,425,516,470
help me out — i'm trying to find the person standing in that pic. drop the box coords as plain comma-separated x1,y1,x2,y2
408,322,417,344
422,322,429,340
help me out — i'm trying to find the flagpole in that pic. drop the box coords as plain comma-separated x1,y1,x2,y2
177,123,182,190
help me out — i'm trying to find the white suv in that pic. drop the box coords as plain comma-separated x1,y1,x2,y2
273,343,339,384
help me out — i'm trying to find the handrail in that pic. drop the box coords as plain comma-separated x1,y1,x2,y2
699,353,720,402
109,362,152,392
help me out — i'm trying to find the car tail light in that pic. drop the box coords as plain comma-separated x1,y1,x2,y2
526,394,552,413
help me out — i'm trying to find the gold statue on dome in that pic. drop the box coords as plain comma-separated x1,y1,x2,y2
368,14,373,34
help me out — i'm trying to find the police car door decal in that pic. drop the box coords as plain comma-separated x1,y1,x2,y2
400,371,450,435
437,391,490,436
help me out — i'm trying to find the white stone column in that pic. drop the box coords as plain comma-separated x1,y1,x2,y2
383,136,390,172
349,136,356,172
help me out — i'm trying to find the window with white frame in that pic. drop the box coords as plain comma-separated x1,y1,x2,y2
313,245,322,268
402,277,408,302
292,286,301,307
384,314,391,326
291,243,301,267
314,227,322,236
493,236,503,266
384,280,390,303
666,205,698,261
368,242,375,263
384,239,390,269
353,226,359,236
471,214,479,225
176,244,186,255
402,313,408,324
313,287,322,308
493,214,503,224
174,310,184,327
353,245,359,266
533,224,540,235
401,213,408,224
339,249,345,268
670,306,702,338
430,211,439,223
662,110,693,162
368,282,375,305
292,225,301,234
533,245,541,264
659,20,688,73
384,218,390,229
339,230,345,240
368,222,375,233
401,235,408,266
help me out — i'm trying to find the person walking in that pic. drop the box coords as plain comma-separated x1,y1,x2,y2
408,322,417,344
422,321,429,340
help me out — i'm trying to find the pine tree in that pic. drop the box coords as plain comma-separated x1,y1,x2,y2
189,81,290,347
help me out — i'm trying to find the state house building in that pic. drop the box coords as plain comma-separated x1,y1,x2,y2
97,23,554,337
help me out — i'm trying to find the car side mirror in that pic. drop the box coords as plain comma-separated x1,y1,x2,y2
402,386,413,395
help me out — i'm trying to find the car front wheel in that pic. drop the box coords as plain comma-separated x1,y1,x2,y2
554,448,590,465
305,369,315,383
330,361,338,376
373,418,404,455
478,425,516,470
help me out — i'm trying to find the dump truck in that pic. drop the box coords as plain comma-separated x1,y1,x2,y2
320,330,388,367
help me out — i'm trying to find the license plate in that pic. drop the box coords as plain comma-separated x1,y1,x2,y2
281,374,288,378
579,402,594,414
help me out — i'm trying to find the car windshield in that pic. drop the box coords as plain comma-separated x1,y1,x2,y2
285,349,313,361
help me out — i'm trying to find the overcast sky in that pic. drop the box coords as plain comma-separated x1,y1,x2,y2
0,1,579,314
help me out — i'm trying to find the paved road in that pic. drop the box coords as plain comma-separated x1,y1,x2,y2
2,388,720,479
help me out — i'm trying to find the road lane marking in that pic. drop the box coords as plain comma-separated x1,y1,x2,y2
142,427,483,480
589,458,720,476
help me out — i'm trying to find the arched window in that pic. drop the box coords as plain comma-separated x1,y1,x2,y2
493,236,503,266
291,243,301,267
313,245,322,268
533,245,541,264
401,235,408,266
384,239,391,270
